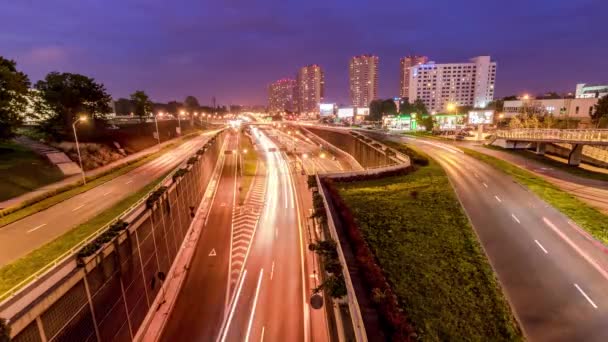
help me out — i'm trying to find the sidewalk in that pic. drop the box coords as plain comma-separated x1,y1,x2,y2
0,132,206,211
463,142,608,214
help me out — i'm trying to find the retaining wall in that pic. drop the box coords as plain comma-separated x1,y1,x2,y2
2,131,226,342
305,128,394,168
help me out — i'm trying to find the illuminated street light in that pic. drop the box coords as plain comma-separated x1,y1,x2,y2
72,115,88,185
446,103,456,112
242,149,248,154
320,152,326,159
522,94,530,100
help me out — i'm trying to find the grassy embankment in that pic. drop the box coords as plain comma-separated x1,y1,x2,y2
336,144,523,341
0,132,203,227
0,170,172,300
0,142,65,201
484,145,608,182
462,148,608,244
238,133,259,205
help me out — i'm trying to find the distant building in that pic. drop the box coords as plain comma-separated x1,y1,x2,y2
268,78,296,113
399,55,428,98
296,65,324,114
349,55,378,107
409,56,497,113
503,97,597,123
576,83,608,99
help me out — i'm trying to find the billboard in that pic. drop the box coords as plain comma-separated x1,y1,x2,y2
356,107,370,116
468,110,494,125
319,103,335,116
337,108,355,118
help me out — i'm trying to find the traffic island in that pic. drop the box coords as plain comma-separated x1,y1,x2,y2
318,147,523,341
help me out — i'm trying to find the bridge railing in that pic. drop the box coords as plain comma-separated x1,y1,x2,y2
496,129,608,143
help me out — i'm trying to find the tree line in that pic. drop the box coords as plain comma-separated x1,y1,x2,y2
0,56,219,141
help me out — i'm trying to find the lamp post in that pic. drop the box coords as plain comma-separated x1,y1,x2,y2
178,111,184,135
154,112,163,147
72,115,88,185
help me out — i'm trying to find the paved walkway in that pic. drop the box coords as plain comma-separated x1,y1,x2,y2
0,132,206,211
463,142,608,214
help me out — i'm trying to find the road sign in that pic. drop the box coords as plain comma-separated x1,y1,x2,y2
209,249,216,256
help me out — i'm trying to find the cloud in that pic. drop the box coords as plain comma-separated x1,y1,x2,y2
23,46,68,64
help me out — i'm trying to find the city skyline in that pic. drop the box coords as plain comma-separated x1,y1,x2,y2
1,0,607,106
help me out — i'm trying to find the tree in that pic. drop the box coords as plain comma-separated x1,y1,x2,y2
0,57,30,140
114,98,133,116
420,115,434,132
369,99,383,121
413,99,429,115
184,96,200,112
35,72,112,139
591,95,608,127
399,99,416,114
487,99,504,112
166,101,182,115
381,99,397,116
502,95,518,101
130,90,153,122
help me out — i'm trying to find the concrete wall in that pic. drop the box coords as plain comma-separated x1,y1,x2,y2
306,128,394,168
4,131,226,342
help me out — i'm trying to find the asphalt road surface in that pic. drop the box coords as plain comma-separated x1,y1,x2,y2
0,131,216,266
161,132,239,340
163,127,331,341
395,134,608,342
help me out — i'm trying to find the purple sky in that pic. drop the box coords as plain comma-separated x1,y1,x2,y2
1,0,607,106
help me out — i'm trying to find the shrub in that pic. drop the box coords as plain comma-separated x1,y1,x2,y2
187,156,198,165
0,317,10,342
323,178,417,341
146,186,168,209
172,168,188,183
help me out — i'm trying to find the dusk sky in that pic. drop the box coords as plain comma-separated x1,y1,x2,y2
2,0,607,106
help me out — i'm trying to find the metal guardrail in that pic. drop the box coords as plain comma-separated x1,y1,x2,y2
496,129,608,144
0,131,223,302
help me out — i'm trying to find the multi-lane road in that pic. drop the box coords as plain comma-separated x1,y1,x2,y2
390,134,608,341
0,131,217,265
162,127,342,341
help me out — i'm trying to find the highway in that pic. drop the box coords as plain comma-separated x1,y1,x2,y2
0,131,217,266
161,131,239,340
162,127,334,341
391,134,608,341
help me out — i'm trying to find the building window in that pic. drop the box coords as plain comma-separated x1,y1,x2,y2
575,106,580,114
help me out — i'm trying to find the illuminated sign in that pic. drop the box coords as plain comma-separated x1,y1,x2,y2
337,108,354,118
356,107,370,116
319,103,335,116
468,111,494,125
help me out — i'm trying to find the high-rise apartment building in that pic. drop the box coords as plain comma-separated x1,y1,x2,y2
268,78,296,113
409,56,497,113
399,55,428,98
296,65,324,114
349,55,378,107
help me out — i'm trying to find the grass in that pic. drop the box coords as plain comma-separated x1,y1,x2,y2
484,145,608,182
0,142,65,201
0,170,172,300
238,133,259,205
336,147,523,341
462,148,608,244
0,131,206,227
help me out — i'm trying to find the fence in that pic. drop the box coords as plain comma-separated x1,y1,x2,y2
496,129,608,144
4,131,226,342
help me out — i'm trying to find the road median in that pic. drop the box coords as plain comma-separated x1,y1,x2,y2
323,143,522,341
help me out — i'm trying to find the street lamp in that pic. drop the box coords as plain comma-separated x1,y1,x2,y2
178,110,185,134
154,112,163,147
72,115,88,185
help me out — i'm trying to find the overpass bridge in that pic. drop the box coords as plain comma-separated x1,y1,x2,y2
494,129,608,165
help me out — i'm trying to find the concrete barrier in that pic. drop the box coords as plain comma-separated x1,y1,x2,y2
1,131,226,342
